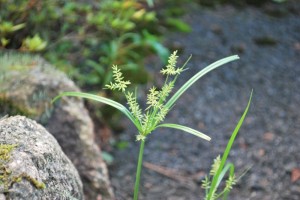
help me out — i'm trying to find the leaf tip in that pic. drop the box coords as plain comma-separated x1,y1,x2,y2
234,55,240,59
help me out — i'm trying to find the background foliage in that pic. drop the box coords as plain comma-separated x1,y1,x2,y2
0,0,191,90
0,0,193,127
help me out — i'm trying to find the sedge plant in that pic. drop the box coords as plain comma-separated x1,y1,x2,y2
202,90,252,200
53,51,246,200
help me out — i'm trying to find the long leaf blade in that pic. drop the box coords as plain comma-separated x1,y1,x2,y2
52,91,142,130
165,55,239,110
156,123,211,141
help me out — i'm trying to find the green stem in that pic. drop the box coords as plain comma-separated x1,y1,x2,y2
133,139,145,200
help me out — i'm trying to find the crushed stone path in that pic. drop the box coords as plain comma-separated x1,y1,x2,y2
109,2,300,199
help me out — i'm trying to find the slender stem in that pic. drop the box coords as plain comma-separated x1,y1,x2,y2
133,139,145,200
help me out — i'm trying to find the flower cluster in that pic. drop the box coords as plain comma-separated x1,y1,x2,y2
146,87,160,109
160,50,183,75
209,155,221,176
105,65,131,92
225,174,237,191
126,91,143,121
105,51,184,141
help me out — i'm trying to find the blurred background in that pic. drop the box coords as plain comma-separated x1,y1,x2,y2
1,0,299,199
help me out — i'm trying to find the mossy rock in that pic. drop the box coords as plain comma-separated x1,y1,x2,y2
0,51,114,199
0,52,61,122
0,116,83,199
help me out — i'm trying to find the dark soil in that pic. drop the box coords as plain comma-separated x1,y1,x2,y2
108,1,300,199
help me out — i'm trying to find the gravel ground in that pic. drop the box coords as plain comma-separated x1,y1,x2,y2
109,1,300,199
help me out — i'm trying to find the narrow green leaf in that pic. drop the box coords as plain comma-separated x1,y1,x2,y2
211,163,235,200
52,91,142,131
208,90,253,199
165,55,239,110
156,123,211,141
216,162,235,191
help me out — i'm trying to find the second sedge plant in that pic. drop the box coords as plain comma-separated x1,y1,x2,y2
202,90,252,200
53,51,251,199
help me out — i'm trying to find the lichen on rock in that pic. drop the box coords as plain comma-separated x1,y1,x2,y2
0,116,83,199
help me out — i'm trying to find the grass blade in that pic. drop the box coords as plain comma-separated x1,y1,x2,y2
216,162,235,191
52,91,142,130
156,123,211,141
211,163,235,200
208,90,253,199
165,55,239,110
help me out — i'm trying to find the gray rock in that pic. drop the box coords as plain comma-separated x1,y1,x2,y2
0,52,114,199
0,116,83,199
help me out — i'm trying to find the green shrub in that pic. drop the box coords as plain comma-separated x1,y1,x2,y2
0,0,170,90
0,0,194,127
